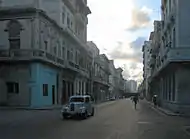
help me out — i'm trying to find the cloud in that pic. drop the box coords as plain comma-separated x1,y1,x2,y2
130,63,138,70
126,6,152,32
109,37,146,63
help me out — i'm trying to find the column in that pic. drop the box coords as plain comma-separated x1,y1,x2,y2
57,72,62,105
71,82,74,96
83,81,86,95
75,80,77,95
79,81,82,95
65,82,68,102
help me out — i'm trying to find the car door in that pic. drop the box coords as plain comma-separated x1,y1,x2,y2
85,97,91,114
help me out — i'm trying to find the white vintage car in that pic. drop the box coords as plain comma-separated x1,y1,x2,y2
61,95,95,119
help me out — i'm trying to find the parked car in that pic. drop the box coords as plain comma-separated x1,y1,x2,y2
110,97,116,101
61,95,95,119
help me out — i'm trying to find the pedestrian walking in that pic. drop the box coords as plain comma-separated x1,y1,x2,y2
132,95,138,109
153,95,157,107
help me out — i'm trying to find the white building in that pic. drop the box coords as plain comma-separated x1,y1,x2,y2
0,0,92,107
108,60,116,97
128,80,137,93
142,39,152,99
147,0,190,114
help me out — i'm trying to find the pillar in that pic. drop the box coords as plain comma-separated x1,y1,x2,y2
57,71,63,105
65,82,68,102
83,81,86,95
70,82,73,96
79,81,82,95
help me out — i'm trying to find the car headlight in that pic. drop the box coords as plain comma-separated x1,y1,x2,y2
79,107,86,112
80,106,85,109
64,106,69,109
61,106,69,112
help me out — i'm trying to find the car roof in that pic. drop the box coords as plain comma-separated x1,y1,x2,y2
70,95,91,98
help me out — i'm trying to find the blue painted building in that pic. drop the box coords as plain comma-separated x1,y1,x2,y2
29,63,58,107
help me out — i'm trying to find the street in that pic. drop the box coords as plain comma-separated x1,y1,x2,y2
0,99,190,139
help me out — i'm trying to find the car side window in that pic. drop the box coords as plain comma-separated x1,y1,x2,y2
90,97,94,102
85,97,90,103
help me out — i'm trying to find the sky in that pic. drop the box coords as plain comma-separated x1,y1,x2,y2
87,0,160,84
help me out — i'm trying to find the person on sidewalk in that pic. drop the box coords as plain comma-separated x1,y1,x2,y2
132,95,138,109
153,95,157,107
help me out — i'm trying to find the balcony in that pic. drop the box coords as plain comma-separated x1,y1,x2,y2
65,60,89,77
0,49,65,67
166,47,190,62
92,75,109,86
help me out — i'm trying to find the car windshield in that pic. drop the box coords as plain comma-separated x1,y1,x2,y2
70,97,84,102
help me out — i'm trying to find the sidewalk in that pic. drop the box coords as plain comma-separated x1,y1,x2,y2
144,100,190,117
0,105,62,110
0,100,116,110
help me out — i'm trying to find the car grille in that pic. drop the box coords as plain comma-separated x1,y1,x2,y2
70,104,74,111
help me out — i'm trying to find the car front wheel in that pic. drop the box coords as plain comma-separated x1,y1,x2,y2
82,111,88,119
91,108,94,116
62,114,69,120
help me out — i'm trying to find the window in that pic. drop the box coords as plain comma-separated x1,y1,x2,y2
43,84,48,96
53,46,57,55
67,17,70,27
70,97,84,102
173,28,176,48
58,42,61,57
62,7,65,24
7,20,22,49
75,51,78,64
67,50,70,60
90,96,94,102
70,48,73,62
62,47,65,59
6,82,19,94
44,41,48,51
85,97,90,103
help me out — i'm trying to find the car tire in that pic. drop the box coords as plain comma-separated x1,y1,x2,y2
91,108,94,116
83,111,88,119
62,114,69,120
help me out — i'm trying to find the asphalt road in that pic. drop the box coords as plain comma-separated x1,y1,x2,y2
0,99,190,139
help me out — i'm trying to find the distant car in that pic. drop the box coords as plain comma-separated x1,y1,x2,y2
110,97,116,101
61,95,95,119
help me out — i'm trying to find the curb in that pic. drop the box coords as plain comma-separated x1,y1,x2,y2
0,101,116,111
0,107,62,111
145,100,190,117
144,100,181,116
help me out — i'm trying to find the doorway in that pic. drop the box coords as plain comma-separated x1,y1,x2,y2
52,85,55,105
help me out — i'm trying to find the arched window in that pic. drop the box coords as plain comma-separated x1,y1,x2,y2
6,20,22,49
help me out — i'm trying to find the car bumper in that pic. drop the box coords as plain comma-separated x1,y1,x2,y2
62,111,86,117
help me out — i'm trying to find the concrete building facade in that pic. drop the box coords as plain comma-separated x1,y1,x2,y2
128,80,137,93
92,54,110,102
144,0,190,114
0,0,92,107
142,40,152,99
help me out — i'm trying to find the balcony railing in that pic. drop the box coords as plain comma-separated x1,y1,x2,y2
92,75,109,86
0,49,65,67
65,60,89,77
0,49,90,77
